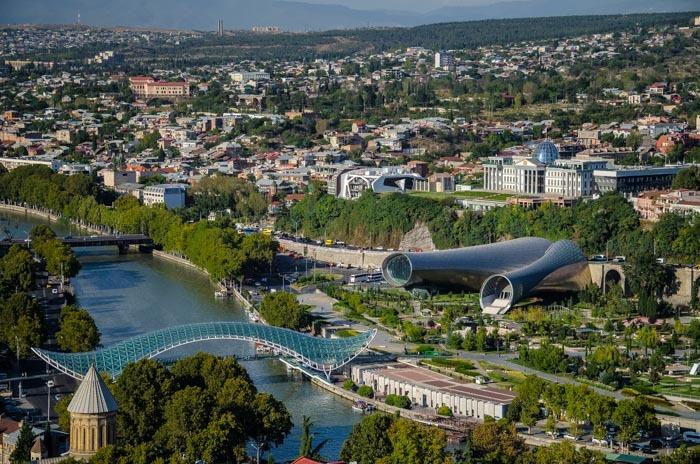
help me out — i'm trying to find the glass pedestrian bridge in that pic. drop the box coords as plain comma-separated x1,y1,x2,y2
33,322,376,381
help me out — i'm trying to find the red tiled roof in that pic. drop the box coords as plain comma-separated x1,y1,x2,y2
0,417,21,435
291,458,344,464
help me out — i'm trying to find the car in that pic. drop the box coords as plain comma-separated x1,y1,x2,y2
682,431,700,444
590,254,607,262
649,439,664,449
592,437,609,446
612,256,626,263
564,434,580,441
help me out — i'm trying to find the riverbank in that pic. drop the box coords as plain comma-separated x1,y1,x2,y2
0,202,100,235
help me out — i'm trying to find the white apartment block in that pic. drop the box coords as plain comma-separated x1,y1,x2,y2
230,71,270,83
142,184,187,209
0,157,63,172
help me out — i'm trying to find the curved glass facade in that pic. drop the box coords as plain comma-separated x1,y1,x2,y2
33,322,376,380
384,254,412,286
381,237,590,315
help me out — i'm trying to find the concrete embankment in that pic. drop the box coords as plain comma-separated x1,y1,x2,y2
151,249,209,275
278,238,392,270
0,203,103,235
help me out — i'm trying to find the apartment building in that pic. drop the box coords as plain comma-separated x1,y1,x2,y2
141,184,187,209
128,76,189,98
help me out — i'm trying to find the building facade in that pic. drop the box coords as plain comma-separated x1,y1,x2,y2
68,365,118,460
334,167,424,199
128,76,189,98
352,363,515,420
434,51,454,70
592,166,682,196
142,184,187,209
0,157,63,172
230,71,270,82
103,170,137,188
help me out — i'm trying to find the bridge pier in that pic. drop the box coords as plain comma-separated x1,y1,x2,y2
117,243,129,255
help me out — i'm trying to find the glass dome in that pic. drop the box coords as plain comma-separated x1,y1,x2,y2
535,140,559,165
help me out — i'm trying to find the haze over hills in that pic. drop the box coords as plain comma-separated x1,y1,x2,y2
1,0,698,31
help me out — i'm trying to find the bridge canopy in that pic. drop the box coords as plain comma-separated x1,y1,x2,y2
33,322,376,380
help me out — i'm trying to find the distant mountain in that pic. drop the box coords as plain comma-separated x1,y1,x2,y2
2,0,698,31
422,0,700,23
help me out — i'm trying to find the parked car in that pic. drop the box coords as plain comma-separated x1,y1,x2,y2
564,434,581,441
592,437,609,446
682,431,700,444
590,255,607,262
612,256,626,263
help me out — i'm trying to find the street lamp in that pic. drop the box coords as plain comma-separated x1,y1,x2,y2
46,380,54,423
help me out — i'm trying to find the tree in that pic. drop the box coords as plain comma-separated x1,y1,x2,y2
612,398,659,450
56,305,100,352
659,445,700,464
9,421,34,464
341,414,395,464
54,393,74,431
672,166,700,190
385,394,411,409
160,386,214,452
517,376,545,434
637,326,659,356
357,385,374,398
113,359,175,445
475,326,488,352
184,412,246,464
248,393,293,464
0,245,35,295
0,292,45,358
298,415,328,460
380,418,448,464
470,421,524,464
532,441,605,464
259,292,309,330
624,248,677,316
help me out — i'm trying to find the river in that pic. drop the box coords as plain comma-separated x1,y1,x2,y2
1,209,360,462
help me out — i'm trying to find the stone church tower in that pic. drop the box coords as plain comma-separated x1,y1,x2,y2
67,365,118,460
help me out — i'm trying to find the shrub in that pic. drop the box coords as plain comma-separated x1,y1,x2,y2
343,379,357,391
385,394,411,409
436,405,453,417
357,385,374,398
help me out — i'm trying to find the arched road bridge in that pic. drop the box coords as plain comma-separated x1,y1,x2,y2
1,234,153,254
32,322,376,381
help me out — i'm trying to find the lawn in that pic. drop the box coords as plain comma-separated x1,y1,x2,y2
410,190,513,202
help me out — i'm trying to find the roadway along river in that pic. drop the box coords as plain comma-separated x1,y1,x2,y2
1,209,360,461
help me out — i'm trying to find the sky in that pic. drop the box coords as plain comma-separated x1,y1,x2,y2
295,0,497,13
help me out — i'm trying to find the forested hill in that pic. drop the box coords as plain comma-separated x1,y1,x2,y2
161,12,698,62
339,12,697,52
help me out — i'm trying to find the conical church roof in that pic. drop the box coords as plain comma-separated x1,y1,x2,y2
67,365,118,414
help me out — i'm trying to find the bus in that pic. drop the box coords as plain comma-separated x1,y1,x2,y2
262,228,273,236
324,239,334,246
349,271,384,284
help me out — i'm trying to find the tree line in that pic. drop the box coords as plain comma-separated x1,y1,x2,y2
277,187,699,264
0,166,277,281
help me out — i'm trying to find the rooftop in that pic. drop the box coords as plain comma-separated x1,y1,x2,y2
67,364,118,414
366,363,516,404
